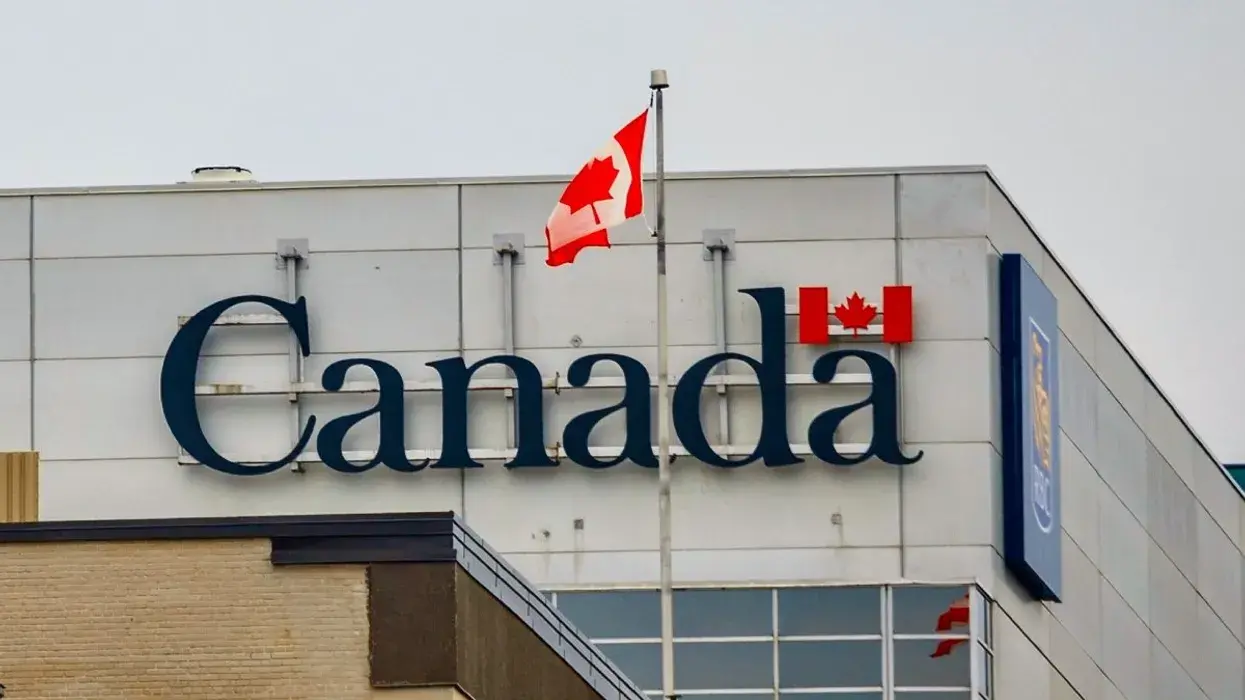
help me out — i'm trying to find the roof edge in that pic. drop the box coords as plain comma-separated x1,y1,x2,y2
0,510,462,541
0,165,990,198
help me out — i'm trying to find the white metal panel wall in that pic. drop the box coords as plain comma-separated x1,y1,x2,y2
18,173,999,593
23,169,1245,698
938,171,1245,700
0,197,31,451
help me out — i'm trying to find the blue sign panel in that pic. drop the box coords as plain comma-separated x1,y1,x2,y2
999,253,1062,602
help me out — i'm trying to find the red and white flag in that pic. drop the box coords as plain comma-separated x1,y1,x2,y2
930,593,971,658
544,109,650,266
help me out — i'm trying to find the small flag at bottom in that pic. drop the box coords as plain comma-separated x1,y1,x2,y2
544,109,649,266
930,593,971,658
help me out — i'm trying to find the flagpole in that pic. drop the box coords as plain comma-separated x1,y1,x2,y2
649,67,676,700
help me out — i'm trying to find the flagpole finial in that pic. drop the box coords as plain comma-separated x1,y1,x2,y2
649,69,669,90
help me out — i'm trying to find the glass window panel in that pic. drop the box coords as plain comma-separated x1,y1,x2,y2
780,695,882,700
778,640,883,688
555,590,660,639
892,586,973,636
674,641,774,690
681,696,774,700
675,588,773,637
778,587,882,636
893,638,972,688
971,591,991,645
594,642,661,691
973,643,992,696
895,693,971,700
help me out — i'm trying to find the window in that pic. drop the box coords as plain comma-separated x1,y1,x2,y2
556,590,661,639
779,639,884,688
549,584,992,700
1224,463,1245,491
891,586,975,695
552,590,662,691
971,591,993,700
778,586,882,636
676,588,771,637
676,641,773,689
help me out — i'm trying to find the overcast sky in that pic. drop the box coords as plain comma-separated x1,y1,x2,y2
3,0,1244,460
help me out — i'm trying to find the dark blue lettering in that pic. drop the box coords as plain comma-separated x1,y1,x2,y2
161,288,924,475
317,358,428,473
673,287,801,468
808,349,922,466
160,295,315,476
562,354,658,468
428,355,555,468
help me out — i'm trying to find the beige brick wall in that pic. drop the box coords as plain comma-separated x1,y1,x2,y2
0,538,374,700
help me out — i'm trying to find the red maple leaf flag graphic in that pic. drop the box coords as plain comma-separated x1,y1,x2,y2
544,109,649,266
833,292,878,336
560,157,620,224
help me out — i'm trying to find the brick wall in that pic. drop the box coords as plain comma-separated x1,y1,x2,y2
0,538,371,699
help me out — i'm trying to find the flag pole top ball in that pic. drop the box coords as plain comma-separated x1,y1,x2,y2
650,69,669,90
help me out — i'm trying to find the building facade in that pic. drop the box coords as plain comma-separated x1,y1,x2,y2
0,167,1242,699
0,512,647,700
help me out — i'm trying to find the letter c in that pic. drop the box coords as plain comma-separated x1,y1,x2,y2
160,295,316,475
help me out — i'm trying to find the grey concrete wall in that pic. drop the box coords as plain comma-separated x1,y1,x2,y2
1,167,1241,698
897,171,1245,700
0,171,999,596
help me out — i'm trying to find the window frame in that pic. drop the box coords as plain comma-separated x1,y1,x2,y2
548,582,994,700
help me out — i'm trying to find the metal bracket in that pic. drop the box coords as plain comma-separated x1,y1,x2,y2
701,228,736,261
277,237,309,474
492,233,525,265
276,238,310,269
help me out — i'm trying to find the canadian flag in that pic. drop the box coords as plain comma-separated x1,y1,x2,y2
544,109,650,266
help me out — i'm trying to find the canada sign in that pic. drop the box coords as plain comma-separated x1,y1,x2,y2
160,285,924,476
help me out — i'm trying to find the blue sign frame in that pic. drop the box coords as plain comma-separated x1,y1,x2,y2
999,253,1062,602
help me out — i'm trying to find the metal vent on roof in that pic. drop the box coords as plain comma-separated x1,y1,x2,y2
188,166,255,183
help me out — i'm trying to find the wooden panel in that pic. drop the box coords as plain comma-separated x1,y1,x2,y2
367,562,601,700
453,566,599,700
0,451,38,522
369,562,459,687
